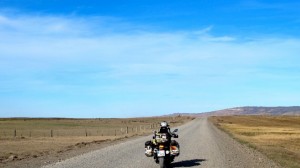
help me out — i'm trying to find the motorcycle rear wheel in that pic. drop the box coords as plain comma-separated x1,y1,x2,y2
159,157,165,168
159,157,170,168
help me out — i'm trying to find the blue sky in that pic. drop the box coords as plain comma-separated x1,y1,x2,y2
1,0,300,118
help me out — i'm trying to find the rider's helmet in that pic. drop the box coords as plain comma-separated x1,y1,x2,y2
160,121,169,128
159,121,170,134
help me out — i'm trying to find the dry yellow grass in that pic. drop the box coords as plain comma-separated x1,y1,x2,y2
209,116,300,168
0,136,116,160
0,116,193,163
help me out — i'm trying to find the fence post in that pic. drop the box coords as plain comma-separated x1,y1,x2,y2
51,130,53,137
85,129,88,137
14,129,16,138
115,130,117,136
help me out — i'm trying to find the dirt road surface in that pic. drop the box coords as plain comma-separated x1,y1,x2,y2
43,118,280,168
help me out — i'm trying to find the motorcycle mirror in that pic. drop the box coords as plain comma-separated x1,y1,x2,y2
173,129,178,132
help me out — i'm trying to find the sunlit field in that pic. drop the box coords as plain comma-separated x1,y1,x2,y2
0,116,193,163
210,116,300,168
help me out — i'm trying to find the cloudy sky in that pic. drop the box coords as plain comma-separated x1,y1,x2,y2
1,0,300,118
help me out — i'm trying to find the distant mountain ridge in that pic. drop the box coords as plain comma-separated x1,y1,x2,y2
169,106,300,117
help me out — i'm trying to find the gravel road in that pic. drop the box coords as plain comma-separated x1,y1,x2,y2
43,118,280,168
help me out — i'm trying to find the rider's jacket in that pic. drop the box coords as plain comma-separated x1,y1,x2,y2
151,127,173,145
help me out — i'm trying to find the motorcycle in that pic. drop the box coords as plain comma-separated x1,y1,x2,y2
145,129,180,168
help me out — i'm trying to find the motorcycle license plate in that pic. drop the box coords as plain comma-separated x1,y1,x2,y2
157,150,165,157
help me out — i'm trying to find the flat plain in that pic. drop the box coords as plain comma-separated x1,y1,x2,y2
42,117,279,168
209,115,300,168
0,116,193,165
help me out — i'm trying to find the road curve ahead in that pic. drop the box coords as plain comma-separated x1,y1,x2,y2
43,118,279,168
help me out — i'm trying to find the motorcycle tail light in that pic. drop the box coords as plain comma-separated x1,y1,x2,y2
159,145,164,149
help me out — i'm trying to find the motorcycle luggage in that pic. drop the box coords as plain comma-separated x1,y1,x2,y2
145,141,153,157
170,146,180,156
170,140,180,156
145,141,152,147
145,146,153,157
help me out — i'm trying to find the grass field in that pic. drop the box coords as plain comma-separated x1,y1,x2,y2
209,115,300,168
0,116,193,163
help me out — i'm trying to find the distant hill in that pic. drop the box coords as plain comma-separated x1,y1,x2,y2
169,106,300,117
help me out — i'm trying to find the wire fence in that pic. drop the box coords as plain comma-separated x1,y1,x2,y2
0,116,192,139
0,124,160,138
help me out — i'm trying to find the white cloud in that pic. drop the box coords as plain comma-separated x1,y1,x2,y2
1,12,300,117
1,13,299,77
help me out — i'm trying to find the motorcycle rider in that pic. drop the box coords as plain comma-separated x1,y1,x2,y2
145,121,180,157
158,121,177,140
